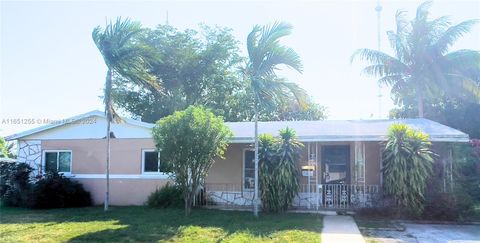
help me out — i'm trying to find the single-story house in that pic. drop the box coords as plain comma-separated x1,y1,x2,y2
5,110,469,209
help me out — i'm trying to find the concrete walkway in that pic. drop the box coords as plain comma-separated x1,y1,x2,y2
321,215,365,243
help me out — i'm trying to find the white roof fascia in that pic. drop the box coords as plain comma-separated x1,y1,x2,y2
5,110,153,140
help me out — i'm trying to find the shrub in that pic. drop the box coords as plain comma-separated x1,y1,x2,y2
0,162,33,207
423,192,474,221
146,182,183,208
259,128,302,213
29,172,92,209
382,124,434,216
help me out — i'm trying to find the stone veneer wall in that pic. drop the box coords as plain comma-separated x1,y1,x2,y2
206,191,319,208
17,140,42,176
207,191,254,206
207,190,380,209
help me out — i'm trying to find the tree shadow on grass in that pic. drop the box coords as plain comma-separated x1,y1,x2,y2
0,206,323,242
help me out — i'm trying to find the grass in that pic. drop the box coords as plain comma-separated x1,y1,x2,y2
0,206,323,242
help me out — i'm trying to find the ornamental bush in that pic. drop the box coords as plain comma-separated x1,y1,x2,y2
382,123,434,216
146,182,183,208
29,172,92,209
259,128,302,212
0,162,33,207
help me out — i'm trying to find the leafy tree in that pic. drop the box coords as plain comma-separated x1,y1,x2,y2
382,124,435,216
152,106,232,215
92,17,160,211
228,91,327,121
352,1,480,118
243,22,306,216
111,24,327,123
111,24,244,122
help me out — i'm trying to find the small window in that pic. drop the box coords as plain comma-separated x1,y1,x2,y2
243,150,255,190
142,150,170,173
44,151,72,173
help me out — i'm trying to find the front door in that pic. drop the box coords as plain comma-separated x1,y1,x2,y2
321,145,350,184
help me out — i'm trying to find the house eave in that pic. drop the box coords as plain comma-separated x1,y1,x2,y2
229,135,469,143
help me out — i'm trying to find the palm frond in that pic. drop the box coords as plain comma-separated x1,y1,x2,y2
433,19,479,54
415,1,433,22
462,79,480,101
258,22,293,49
257,46,303,76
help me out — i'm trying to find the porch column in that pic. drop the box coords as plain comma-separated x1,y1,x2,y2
354,142,366,185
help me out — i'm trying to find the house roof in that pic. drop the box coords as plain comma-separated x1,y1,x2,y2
6,110,469,142
226,119,469,143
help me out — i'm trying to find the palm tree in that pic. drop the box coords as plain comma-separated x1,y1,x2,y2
243,22,306,216
92,17,160,211
352,1,480,118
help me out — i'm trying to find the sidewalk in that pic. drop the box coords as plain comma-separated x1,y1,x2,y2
321,215,365,243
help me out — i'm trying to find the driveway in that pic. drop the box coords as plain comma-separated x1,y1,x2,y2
362,223,480,243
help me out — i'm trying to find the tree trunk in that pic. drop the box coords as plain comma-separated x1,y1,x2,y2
417,90,424,118
185,192,192,216
104,69,112,212
253,101,259,217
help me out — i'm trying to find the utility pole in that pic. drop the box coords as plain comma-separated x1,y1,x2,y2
166,10,169,25
375,0,383,118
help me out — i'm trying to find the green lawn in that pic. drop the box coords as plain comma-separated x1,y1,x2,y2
0,206,323,242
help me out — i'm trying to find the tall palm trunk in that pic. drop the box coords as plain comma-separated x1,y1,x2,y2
253,100,259,217
417,89,424,118
104,69,112,212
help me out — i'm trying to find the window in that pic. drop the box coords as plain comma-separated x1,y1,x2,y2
44,150,72,173
243,150,255,190
142,149,170,173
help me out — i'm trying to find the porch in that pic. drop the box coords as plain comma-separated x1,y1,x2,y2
203,140,383,210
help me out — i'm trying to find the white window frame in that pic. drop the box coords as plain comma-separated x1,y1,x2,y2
242,148,255,191
42,150,73,174
142,149,162,174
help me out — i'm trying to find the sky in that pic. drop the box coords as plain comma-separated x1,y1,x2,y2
1,0,479,136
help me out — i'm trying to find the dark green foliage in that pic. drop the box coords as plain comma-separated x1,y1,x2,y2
258,134,279,212
146,183,183,208
276,128,302,210
258,128,302,212
454,141,480,202
30,172,92,209
0,162,33,207
390,98,480,139
382,124,434,216
423,192,474,221
152,106,232,215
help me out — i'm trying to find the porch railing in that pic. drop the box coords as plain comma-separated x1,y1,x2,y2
198,183,380,210
293,184,381,209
